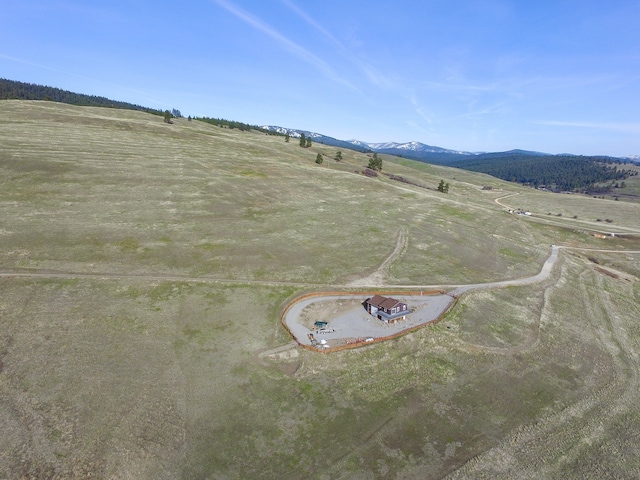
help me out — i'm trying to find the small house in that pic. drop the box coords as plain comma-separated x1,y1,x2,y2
365,295,408,323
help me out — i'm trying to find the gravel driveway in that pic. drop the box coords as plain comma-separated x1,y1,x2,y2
283,293,456,347
283,245,564,348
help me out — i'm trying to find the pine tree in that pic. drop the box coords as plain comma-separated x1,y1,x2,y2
299,133,306,147
316,153,323,164
368,153,382,171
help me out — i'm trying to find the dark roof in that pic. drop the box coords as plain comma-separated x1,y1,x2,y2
367,295,387,308
367,295,404,310
380,297,402,310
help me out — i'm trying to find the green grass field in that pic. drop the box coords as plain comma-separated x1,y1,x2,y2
1,101,639,479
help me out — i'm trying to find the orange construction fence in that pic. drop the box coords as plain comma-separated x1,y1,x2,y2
279,289,455,354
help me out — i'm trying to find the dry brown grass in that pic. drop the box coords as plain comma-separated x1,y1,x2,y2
1,101,639,479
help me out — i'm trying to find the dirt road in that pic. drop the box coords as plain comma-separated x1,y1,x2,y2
283,244,640,349
445,252,640,479
283,246,563,347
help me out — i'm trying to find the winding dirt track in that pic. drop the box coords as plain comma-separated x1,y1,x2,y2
282,238,639,349
347,228,408,287
0,270,322,288
3,239,637,352
0,224,636,291
495,193,640,236
3,227,639,477
446,256,640,479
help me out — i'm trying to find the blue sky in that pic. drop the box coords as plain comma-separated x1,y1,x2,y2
3,1,640,156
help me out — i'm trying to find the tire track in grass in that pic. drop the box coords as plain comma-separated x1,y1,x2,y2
347,227,407,287
446,265,640,479
321,415,395,479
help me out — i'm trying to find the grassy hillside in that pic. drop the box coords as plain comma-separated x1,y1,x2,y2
0,101,560,285
1,101,639,479
0,77,163,115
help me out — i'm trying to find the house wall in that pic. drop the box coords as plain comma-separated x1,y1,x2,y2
389,303,407,314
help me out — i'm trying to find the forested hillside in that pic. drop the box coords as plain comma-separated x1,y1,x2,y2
453,153,637,192
3,78,638,194
0,78,163,115
197,116,275,133
0,78,275,134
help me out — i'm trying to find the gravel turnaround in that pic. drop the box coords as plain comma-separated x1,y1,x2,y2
284,293,456,346
285,245,565,347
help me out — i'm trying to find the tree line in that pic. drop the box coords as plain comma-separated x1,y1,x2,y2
0,78,277,134
0,78,165,116
453,154,637,192
196,116,275,133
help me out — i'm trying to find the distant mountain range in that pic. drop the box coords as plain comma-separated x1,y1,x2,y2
261,126,609,165
1,77,637,192
261,125,639,193
1,78,637,163
268,125,477,164
262,125,478,164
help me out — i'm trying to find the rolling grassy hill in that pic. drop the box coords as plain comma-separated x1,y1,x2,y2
1,101,639,479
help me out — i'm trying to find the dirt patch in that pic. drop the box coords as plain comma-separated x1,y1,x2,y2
298,298,364,329
594,266,619,279
276,360,301,376
347,228,407,286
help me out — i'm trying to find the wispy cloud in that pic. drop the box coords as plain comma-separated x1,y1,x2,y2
0,53,85,78
422,80,498,95
279,0,342,49
405,120,435,137
211,0,356,90
279,0,394,91
0,53,168,107
406,91,434,124
460,101,510,119
607,74,640,92
537,120,640,134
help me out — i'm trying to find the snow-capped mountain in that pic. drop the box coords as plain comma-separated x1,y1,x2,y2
261,126,371,152
261,126,475,163
261,126,639,165
351,140,474,157
264,126,298,137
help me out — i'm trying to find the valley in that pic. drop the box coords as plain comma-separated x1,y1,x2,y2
0,101,639,479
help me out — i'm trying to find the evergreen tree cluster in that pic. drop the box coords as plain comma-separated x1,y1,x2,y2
196,116,281,135
300,133,305,147
454,154,636,191
299,133,312,148
367,153,382,171
0,78,164,116
197,116,256,131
